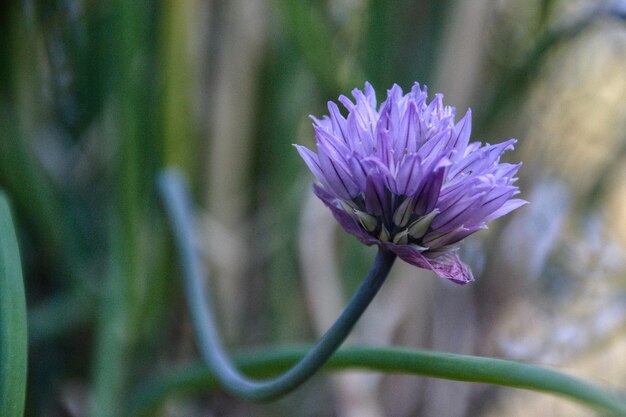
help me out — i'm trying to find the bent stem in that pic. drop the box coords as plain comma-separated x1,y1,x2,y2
158,168,396,401
130,346,626,417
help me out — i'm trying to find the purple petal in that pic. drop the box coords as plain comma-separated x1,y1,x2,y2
427,93,444,116
417,128,453,163
394,101,419,157
295,145,338,195
409,83,428,106
482,198,528,222
363,82,377,108
294,145,324,180
492,162,522,179
414,159,448,215
431,194,486,232
314,126,351,160
394,153,423,196
422,225,485,248
351,88,378,137
374,105,393,165
310,114,333,132
450,139,517,178
327,101,349,143
348,154,369,190
449,109,472,158
346,111,375,153
386,86,405,154
361,155,395,192
460,187,518,226
317,147,360,199
338,94,355,111
364,175,387,215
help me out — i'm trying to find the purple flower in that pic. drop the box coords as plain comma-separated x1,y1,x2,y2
295,83,526,284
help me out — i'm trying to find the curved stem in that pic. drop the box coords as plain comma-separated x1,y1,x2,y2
158,169,396,401
130,346,626,417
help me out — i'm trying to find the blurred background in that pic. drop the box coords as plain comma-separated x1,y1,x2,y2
1,0,626,416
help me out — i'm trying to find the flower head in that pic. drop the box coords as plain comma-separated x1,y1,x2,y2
295,83,526,284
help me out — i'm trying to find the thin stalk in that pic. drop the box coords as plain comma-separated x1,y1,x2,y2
158,169,396,401
130,345,626,417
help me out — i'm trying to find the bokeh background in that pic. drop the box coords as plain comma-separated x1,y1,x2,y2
1,0,626,416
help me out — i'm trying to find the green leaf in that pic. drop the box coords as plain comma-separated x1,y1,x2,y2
0,192,27,417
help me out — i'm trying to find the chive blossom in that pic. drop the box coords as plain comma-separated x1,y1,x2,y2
295,83,526,284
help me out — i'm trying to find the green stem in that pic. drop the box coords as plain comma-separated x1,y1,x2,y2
158,169,396,401
130,345,626,417
0,193,27,417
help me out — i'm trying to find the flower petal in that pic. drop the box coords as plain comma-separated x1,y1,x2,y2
317,145,360,199
394,153,423,196
449,109,472,160
385,244,474,284
482,198,528,222
294,145,324,181
394,101,419,157
327,101,349,143
414,158,448,215
364,175,387,215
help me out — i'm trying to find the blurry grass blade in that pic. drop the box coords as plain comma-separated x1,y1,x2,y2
161,0,198,170
274,0,346,93
537,0,558,31
364,0,392,87
364,0,450,88
0,193,27,417
0,105,85,288
90,0,151,414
